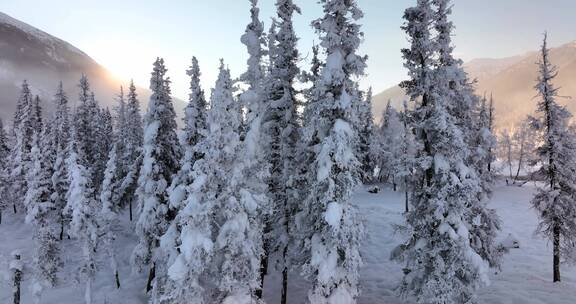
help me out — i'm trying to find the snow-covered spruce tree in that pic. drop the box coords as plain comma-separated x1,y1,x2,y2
487,94,496,173
25,129,61,303
433,0,483,175
119,153,143,223
121,80,144,221
433,0,504,271
160,63,219,304
99,88,134,290
132,58,182,297
159,57,209,303
469,96,504,270
9,80,35,214
295,45,322,259
498,128,514,180
51,82,72,240
297,1,367,302
530,33,576,283
113,87,129,180
65,137,99,304
259,0,301,301
357,88,376,183
73,76,101,185
182,57,208,153
298,43,323,151
100,142,122,289
397,100,417,212
474,95,497,194
300,44,322,98
510,118,538,183
167,57,208,221
162,60,256,304
93,105,113,192
214,59,266,304
392,1,490,303
70,79,111,193
239,0,266,125
296,44,320,159
116,86,128,128
433,0,474,134
32,95,43,133
0,118,9,166
433,0,479,160
377,100,403,188
126,80,144,161
0,118,11,223
24,95,45,216
238,2,273,299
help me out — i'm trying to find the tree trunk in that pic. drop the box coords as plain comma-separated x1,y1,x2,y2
404,176,409,213
513,143,524,184
129,201,133,222
487,148,492,173
255,215,273,299
404,191,409,213
13,203,16,214
507,147,513,181
0,210,2,224
281,266,288,304
281,244,289,304
115,270,121,289
553,223,561,282
59,216,64,241
146,263,156,293
513,156,523,184
12,254,22,304
255,242,269,299
13,271,21,304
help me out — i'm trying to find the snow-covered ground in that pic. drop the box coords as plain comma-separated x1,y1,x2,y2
352,182,576,304
0,211,147,304
1,182,575,303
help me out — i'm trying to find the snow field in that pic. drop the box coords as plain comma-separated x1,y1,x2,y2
1,182,575,303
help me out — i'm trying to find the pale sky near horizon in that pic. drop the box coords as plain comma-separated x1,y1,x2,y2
3,0,576,100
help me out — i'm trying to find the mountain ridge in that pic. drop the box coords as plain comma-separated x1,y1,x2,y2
0,12,87,57
0,12,186,124
373,40,576,129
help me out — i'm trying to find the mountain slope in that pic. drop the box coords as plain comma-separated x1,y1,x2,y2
0,12,185,124
374,41,576,129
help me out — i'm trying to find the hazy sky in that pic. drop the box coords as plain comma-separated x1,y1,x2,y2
3,0,576,100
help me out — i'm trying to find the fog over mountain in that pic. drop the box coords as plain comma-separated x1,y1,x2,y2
0,12,185,124
374,41,576,130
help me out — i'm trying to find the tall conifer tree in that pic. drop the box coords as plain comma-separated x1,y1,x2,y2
132,58,182,297
26,125,61,302
299,1,367,302
260,0,301,301
73,75,98,177
161,56,209,303
357,88,376,182
168,57,208,217
9,81,35,213
0,118,10,223
433,0,503,271
531,33,576,283
392,1,490,302
51,82,72,240
120,80,144,221
65,137,99,304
